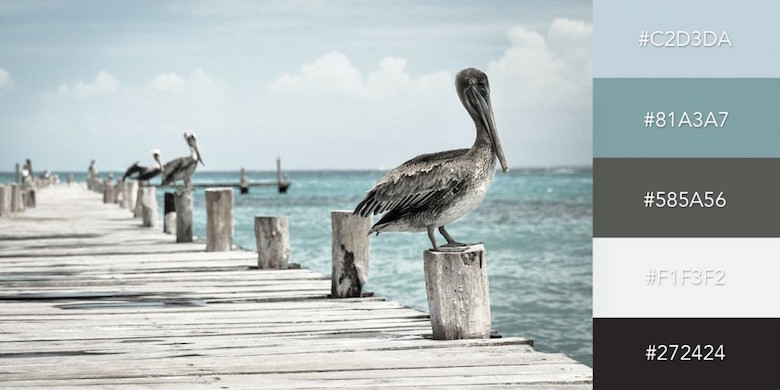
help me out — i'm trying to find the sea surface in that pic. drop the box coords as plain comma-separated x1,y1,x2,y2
2,168,593,367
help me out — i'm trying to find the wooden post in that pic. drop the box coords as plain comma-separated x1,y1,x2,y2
125,181,138,212
10,183,22,213
141,186,158,227
163,192,176,234
330,210,371,298
254,216,290,269
424,244,491,340
0,185,10,217
205,188,233,252
116,180,125,206
102,180,113,204
25,189,36,208
240,168,249,194
175,188,193,243
15,163,20,184
134,186,144,218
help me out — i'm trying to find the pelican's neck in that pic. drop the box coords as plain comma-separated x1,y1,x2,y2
189,145,199,161
471,119,493,152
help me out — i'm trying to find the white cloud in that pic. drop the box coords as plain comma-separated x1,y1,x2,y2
18,19,592,171
271,51,366,96
270,52,451,99
487,18,593,167
0,68,10,89
150,72,187,93
47,70,121,99
32,67,230,169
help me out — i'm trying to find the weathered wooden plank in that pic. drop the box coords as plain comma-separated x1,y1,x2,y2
0,186,592,388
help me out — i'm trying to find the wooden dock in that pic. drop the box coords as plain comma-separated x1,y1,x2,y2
0,185,592,389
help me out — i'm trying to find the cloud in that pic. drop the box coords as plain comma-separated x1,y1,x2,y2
0,67,12,89
487,18,592,166
53,70,121,99
271,51,366,96
18,19,592,171
150,72,187,93
270,52,450,99
31,67,230,169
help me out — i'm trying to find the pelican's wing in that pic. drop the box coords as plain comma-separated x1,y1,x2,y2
161,157,187,185
137,167,162,181
355,149,469,219
122,162,141,180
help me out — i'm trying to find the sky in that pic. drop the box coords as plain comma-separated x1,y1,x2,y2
0,0,592,172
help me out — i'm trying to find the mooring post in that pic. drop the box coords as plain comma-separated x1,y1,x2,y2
115,180,125,206
141,186,158,227
205,188,233,251
125,180,138,212
330,210,371,298
175,188,193,243
0,185,11,217
163,192,176,234
134,185,144,218
254,216,290,268
25,189,36,208
10,183,22,213
15,163,19,184
424,244,491,340
102,179,113,204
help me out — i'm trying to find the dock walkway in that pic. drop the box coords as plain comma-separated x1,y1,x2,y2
0,186,592,389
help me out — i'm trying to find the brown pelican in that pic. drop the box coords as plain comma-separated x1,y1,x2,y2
161,131,205,188
122,149,164,181
355,68,508,251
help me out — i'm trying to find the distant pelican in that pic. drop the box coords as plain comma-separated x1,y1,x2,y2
161,131,205,188
355,68,508,251
122,149,164,182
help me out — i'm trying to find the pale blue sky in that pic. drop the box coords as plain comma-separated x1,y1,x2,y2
0,0,592,171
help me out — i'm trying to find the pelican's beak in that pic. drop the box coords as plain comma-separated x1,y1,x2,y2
154,152,165,173
470,85,508,173
195,143,205,167
187,136,206,167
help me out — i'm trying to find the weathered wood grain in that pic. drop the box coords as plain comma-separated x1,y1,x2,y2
0,186,592,388
330,210,371,298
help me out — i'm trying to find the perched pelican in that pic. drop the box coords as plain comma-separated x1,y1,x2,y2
355,68,508,251
122,149,164,181
161,131,205,188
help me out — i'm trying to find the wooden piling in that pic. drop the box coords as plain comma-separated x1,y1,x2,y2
205,188,233,252
254,216,290,269
175,188,193,243
134,186,144,218
24,189,36,208
141,186,158,227
330,210,371,298
15,163,19,184
10,184,21,213
163,192,176,234
116,180,125,206
102,180,114,204
0,185,10,216
124,181,138,212
423,244,491,340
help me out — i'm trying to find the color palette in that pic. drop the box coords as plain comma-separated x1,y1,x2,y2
593,1,780,387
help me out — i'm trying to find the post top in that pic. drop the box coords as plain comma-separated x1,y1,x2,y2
205,187,234,193
425,243,486,255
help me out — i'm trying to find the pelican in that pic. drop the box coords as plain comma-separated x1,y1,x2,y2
354,68,508,251
161,131,205,188
122,149,164,181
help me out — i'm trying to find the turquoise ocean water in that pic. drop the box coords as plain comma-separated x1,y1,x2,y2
2,168,593,366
